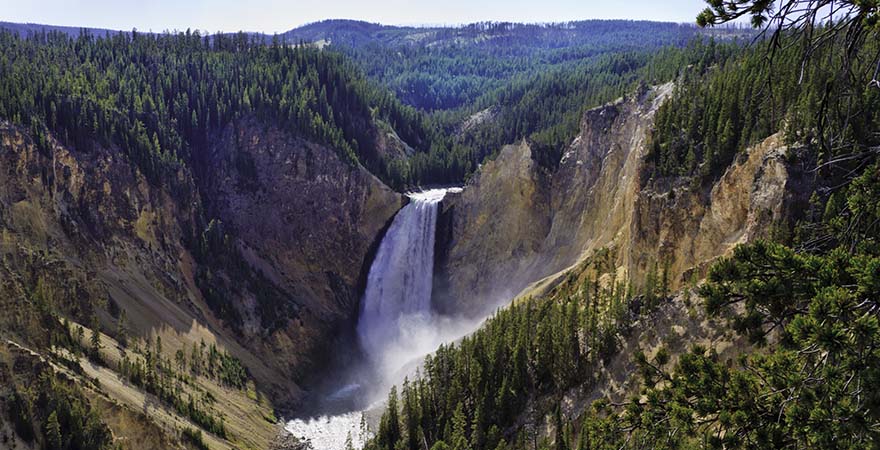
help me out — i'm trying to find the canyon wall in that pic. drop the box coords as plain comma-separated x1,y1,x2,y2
434,84,808,317
0,117,402,447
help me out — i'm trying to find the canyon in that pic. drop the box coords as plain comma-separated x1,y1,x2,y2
286,83,808,449
0,77,807,449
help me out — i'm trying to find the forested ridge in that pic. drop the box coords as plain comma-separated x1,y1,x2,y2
284,20,713,111
0,20,746,189
441,39,739,171
647,31,880,185
0,28,431,189
379,37,745,185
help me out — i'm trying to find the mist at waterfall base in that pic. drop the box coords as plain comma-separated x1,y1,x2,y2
287,188,493,449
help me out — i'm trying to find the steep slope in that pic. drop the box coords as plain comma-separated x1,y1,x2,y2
0,117,402,448
434,85,668,315
199,118,403,381
627,132,801,291
434,83,806,316
432,140,552,314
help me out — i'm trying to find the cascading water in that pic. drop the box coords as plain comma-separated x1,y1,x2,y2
287,188,464,450
357,188,447,376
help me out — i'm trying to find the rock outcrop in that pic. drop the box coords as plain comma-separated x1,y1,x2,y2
433,140,552,314
627,132,798,289
435,83,806,316
200,119,402,391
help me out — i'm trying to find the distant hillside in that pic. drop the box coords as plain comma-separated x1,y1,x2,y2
282,19,702,50
0,19,748,115
0,21,124,37
283,19,405,46
278,19,747,113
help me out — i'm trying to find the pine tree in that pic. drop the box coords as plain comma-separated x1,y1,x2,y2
89,315,101,359
553,405,568,450
345,432,355,450
76,326,85,354
377,386,401,449
116,309,128,347
45,410,62,450
401,378,420,450
449,403,469,450
190,342,202,376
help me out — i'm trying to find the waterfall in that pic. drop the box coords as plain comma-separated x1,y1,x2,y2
288,188,466,450
357,188,451,376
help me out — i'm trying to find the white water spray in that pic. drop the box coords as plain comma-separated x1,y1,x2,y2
288,188,472,449
357,188,450,378
286,410,372,450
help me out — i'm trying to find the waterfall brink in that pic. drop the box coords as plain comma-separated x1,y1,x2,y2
357,188,451,376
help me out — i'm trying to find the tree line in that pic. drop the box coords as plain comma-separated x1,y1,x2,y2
0,24,747,191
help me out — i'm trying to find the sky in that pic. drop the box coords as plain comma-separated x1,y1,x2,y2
1,0,710,34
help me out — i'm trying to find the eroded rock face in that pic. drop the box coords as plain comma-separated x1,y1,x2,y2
433,141,551,315
541,84,669,282
0,117,402,413
206,121,401,318
434,86,670,316
629,133,798,288
201,119,403,387
435,84,805,316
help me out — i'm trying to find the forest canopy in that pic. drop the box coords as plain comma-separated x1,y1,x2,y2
0,22,735,189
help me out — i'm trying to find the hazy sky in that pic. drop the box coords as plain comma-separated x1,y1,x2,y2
1,0,710,33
